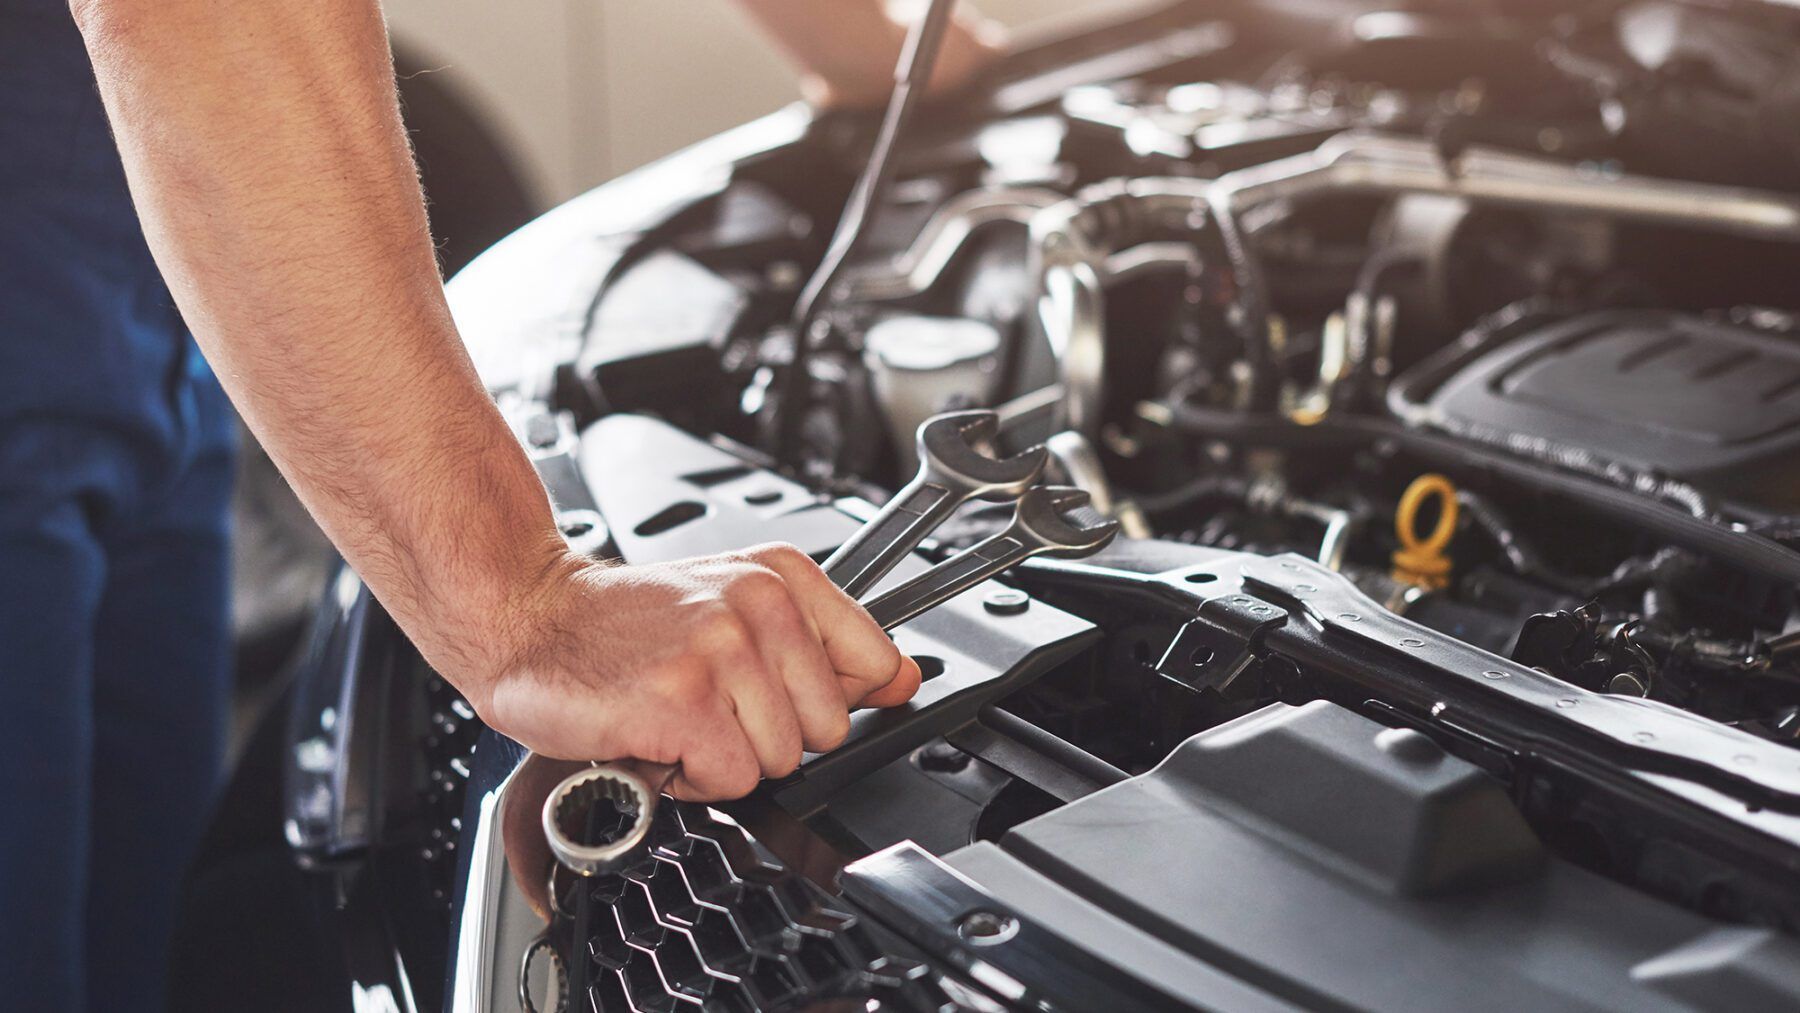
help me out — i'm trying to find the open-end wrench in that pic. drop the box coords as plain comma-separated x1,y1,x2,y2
823,410,1047,599
862,486,1119,630
544,419,1054,877
539,489,1116,878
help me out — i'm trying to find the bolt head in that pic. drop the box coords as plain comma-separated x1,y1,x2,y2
983,587,1030,615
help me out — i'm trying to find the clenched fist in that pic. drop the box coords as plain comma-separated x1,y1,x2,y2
466,543,922,801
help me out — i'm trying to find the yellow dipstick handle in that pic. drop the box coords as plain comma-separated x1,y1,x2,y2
1392,473,1458,589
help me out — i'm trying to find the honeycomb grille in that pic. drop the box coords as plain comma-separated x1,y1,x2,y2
559,800,963,1011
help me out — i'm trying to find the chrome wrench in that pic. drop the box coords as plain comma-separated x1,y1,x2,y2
823,410,1046,599
862,486,1119,630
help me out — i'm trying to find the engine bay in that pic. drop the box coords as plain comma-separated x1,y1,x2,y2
551,1,1800,756
306,2,1800,1008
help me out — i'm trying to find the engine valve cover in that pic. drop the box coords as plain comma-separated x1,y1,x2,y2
1425,309,1800,508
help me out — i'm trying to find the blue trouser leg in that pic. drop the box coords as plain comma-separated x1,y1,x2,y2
0,379,234,1012
0,479,107,1010
84,436,234,1013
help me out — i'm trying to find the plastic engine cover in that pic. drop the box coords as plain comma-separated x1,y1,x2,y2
944,702,1800,1011
1425,309,1800,508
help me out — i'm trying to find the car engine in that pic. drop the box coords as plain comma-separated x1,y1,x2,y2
280,2,1800,1009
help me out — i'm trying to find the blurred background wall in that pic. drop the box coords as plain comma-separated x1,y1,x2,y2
380,1,1146,208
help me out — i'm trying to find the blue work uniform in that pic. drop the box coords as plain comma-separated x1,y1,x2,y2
1,2,237,1009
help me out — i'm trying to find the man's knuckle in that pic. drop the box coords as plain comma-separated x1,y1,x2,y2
723,761,760,798
762,542,810,567
729,566,789,609
652,662,714,710
768,746,803,779
816,710,851,751
857,636,901,676
695,610,752,653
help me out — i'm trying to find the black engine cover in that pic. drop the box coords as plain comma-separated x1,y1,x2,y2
1425,309,1800,508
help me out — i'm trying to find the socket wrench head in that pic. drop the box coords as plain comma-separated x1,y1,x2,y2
542,764,658,876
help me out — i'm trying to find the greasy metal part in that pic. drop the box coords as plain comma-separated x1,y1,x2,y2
1291,499,1354,571
1030,176,1212,437
1210,131,1800,382
1044,430,1114,515
993,382,1067,431
541,763,675,877
1036,132,1800,434
1244,475,1355,572
822,410,1047,599
1292,310,1351,421
1216,132,1800,241
842,186,1065,302
862,486,1119,630
1045,429,1154,540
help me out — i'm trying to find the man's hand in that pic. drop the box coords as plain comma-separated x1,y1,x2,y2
478,544,922,801
72,0,922,803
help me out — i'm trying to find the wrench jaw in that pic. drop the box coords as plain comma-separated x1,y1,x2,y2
915,410,1048,501
1018,486,1122,559
826,410,1048,599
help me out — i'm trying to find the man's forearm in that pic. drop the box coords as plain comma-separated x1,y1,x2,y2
73,0,563,685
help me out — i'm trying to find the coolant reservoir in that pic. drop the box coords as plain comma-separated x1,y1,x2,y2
864,314,1001,469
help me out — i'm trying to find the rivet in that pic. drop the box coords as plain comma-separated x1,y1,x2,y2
956,910,1019,946
1482,670,1508,680
1400,637,1425,648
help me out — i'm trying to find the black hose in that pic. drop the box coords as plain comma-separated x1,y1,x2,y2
1207,189,1280,412
1454,488,1586,593
1133,474,1253,518
1158,401,1800,587
774,0,957,463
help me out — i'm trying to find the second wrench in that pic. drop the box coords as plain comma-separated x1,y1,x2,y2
862,486,1119,630
822,410,1046,599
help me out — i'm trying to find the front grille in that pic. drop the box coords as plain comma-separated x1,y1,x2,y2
564,800,962,1011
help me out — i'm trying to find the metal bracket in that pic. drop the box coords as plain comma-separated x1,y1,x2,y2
1156,592,1288,694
